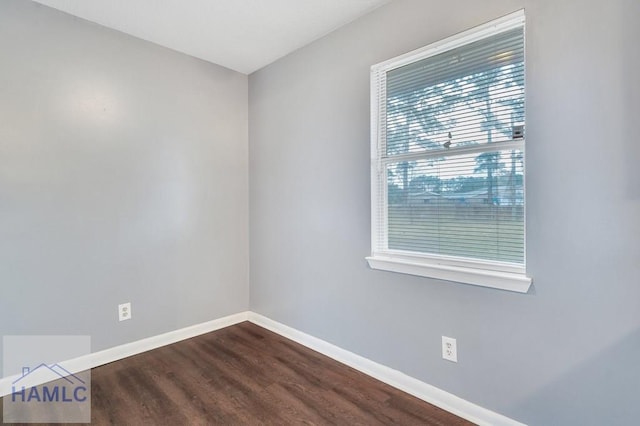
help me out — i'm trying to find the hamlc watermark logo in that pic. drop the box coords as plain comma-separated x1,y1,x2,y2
3,335,91,423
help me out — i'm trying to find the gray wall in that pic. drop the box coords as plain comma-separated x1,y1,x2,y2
249,0,640,424
0,0,249,367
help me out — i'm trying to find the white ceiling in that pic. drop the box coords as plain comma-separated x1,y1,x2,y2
32,0,391,74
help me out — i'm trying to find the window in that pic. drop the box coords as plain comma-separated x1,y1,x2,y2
367,11,531,293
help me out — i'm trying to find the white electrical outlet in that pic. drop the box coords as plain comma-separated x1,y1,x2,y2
118,302,132,322
442,336,457,362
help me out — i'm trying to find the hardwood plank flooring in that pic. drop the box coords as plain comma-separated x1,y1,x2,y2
1,322,474,425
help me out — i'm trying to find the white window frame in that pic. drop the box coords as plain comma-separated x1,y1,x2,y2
366,10,532,293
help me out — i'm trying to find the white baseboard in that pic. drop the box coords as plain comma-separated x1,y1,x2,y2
247,312,525,426
1,310,524,426
0,311,250,397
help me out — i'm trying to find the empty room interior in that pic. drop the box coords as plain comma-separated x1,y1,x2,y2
1,0,639,425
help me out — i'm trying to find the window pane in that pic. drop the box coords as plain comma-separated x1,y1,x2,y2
387,150,524,264
385,27,524,157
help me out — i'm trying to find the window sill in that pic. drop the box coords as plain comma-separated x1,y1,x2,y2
366,254,532,293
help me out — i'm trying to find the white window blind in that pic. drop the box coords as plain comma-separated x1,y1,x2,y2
368,11,531,292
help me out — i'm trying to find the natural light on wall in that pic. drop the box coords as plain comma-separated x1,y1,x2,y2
62,80,121,125
367,10,532,293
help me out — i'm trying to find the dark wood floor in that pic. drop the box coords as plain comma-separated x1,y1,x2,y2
2,321,474,425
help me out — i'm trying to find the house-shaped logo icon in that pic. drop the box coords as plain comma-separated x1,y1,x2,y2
12,363,85,387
